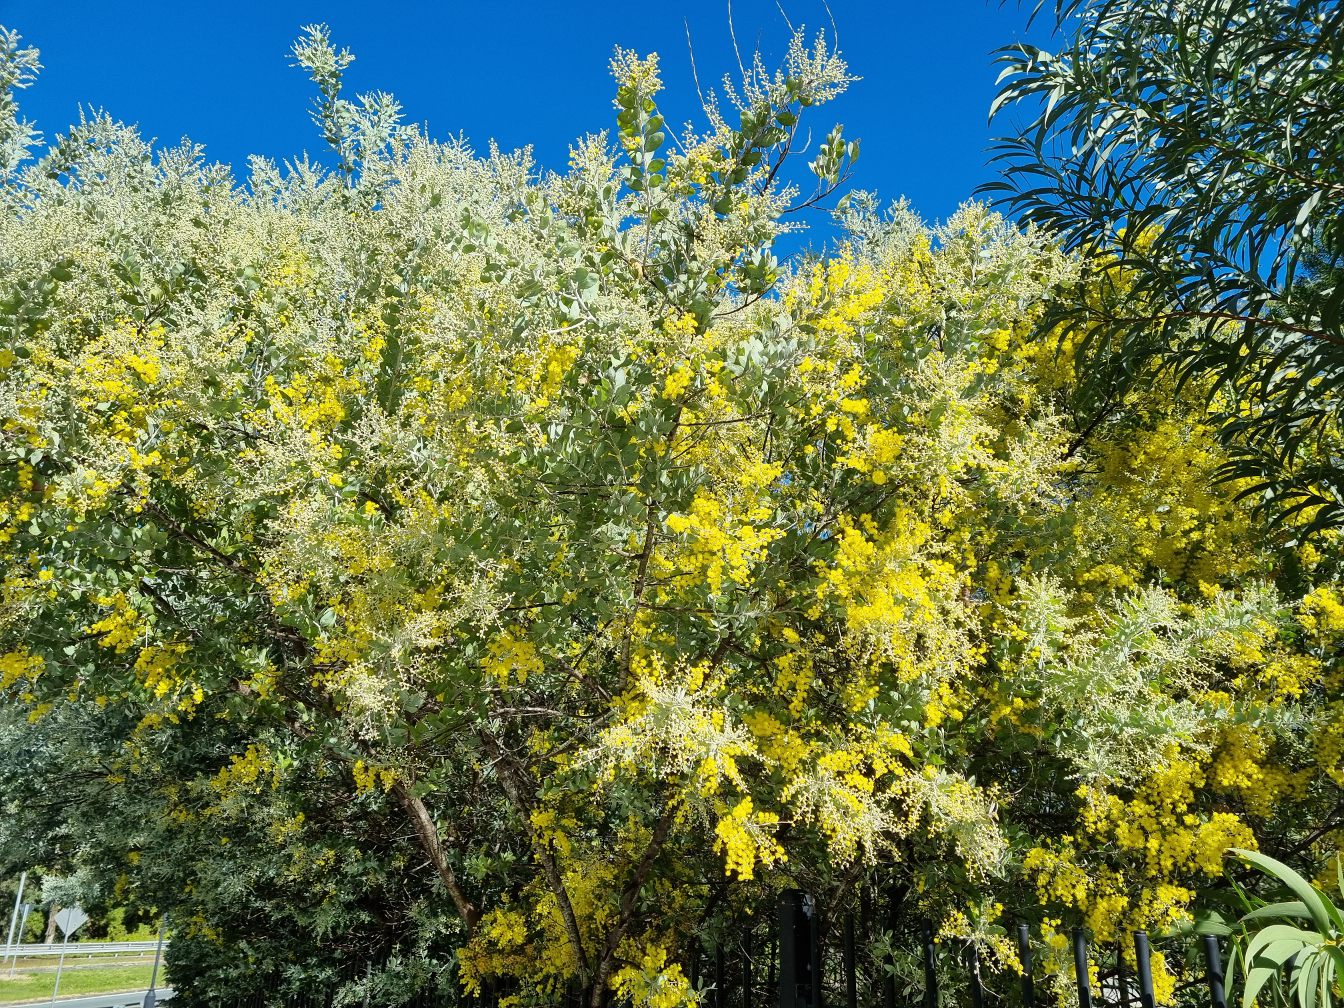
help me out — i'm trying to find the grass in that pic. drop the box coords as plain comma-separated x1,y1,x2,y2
0,963,163,1004
4,956,152,973
5,957,153,972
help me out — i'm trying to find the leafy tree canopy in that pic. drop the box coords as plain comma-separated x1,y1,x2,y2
987,0,1344,533
1,21,1342,1008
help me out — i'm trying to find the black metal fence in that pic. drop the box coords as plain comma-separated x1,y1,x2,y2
215,889,1238,1008
677,891,1231,1008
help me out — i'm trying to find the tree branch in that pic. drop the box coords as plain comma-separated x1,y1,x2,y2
391,780,479,933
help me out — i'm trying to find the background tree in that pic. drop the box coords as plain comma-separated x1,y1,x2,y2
986,0,1344,533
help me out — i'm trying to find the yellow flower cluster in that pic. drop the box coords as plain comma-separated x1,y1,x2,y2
0,461,38,547
351,759,397,794
1207,722,1309,816
210,745,279,797
812,509,966,693
924,680,967,728
610,945,699,1008
531,807,579,856
713,797,785,880
935,901,1019,974
1026,759,1258,945
263,368,361,434
796,249,888,338
1300,585,1344,639
0,648,42,690
85,592,143,653
482,628,544,687
663,466,784,595
133,642,203,717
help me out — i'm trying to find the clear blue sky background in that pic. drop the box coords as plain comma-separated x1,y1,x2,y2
3,2,1049,244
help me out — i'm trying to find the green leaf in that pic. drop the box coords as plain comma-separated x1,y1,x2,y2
1235,850,1343,934
1243,902,1316,924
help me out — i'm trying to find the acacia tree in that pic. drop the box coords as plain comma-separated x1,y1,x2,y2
986,0,1344,532
3,23,1344,1008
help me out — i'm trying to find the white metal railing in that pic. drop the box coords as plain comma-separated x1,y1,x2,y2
4,940,159,958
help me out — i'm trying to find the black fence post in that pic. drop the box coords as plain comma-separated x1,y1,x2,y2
768,928,778,1007
1133,932,1156,1008
843,915,857,1008
1017,924,1035,1008
811,903,822,1008
965,945,985,1008
810,896,824,1008
1202,935,1227,1008
921,919,938,1008
779,890,815,1008
1072,928,1092,1008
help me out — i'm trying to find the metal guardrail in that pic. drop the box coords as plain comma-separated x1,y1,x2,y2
2,940,159,959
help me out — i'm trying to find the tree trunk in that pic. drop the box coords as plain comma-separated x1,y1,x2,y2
43,904,58,944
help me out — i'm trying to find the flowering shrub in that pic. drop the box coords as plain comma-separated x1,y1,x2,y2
1,23,1341,1008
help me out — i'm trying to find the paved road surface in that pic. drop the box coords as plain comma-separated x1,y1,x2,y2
0,987,172,1008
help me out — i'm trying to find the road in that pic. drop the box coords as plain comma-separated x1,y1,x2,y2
0,987,172,1008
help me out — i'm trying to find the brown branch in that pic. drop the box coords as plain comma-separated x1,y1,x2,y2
248,677,479,937
1063,397,1122,460
391,780,479,933
480,730,591,980
137,577,201,642
616,392,684,684
140,499,256,580
590,802,679,1008
678,410,772,427
621,502,662,677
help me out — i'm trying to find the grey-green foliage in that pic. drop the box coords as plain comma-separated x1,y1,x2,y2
1010,576,1287,784
40,867,100,914
987,0,1344,535
0,27,39,178
0,19,863,1004
291,25,410,189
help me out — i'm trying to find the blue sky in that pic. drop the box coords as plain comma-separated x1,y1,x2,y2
4,2,1048,240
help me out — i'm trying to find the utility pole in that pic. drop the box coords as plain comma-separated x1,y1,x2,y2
3,871,26,970
10,903,33,977
48,919,70,1008
48,907,87,1008
143,914,167,1008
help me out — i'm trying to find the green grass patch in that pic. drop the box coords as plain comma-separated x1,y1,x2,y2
5,957,153,972
0,963,162,1004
